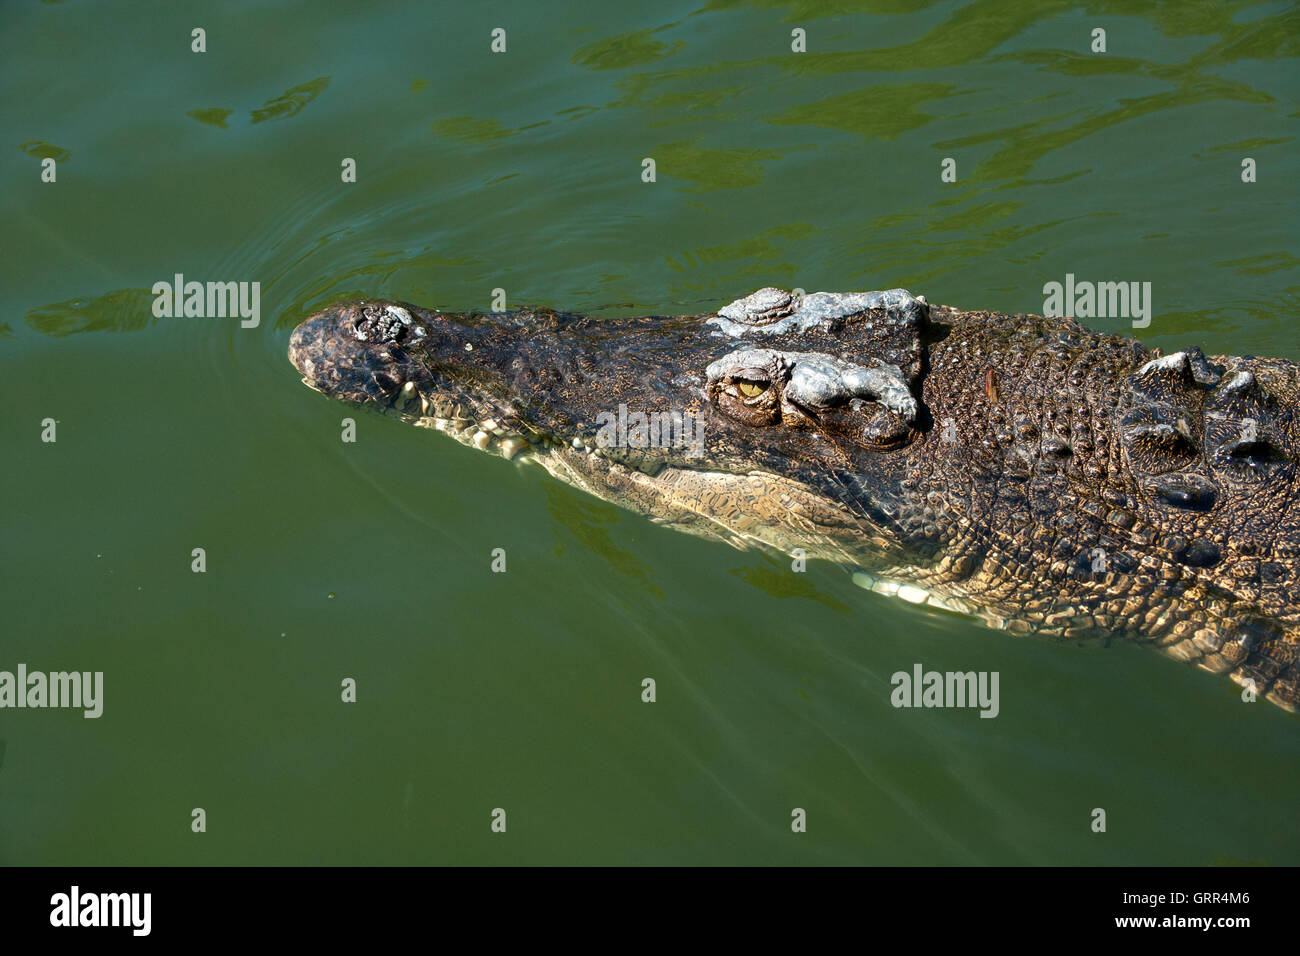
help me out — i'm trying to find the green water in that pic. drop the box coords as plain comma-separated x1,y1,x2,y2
2,0,1297,865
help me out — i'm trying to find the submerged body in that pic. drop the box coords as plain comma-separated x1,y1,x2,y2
289,289,1300,711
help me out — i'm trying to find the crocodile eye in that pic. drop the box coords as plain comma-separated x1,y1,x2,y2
710,370,781,426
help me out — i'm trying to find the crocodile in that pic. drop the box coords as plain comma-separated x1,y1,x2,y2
288,289,1300,712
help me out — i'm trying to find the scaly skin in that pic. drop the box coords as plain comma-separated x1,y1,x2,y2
289,290,1300,711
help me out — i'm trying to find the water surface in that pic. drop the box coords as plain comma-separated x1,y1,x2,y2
2,0,1297,864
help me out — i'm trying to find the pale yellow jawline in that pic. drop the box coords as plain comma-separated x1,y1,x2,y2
526,444,878,565
421,410,978,616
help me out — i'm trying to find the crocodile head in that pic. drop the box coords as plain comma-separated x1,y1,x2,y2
288,289,934,565
291,288,1300,711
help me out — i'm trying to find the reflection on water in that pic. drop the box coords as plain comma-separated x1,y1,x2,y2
18,140,69,161
26,289,154,337
432,116,536,144
770,82,960,140
546,484,666,602
186,108,234,129
729,559,853,613
185,77,331,129
572,26,686,70
250,77,331,124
